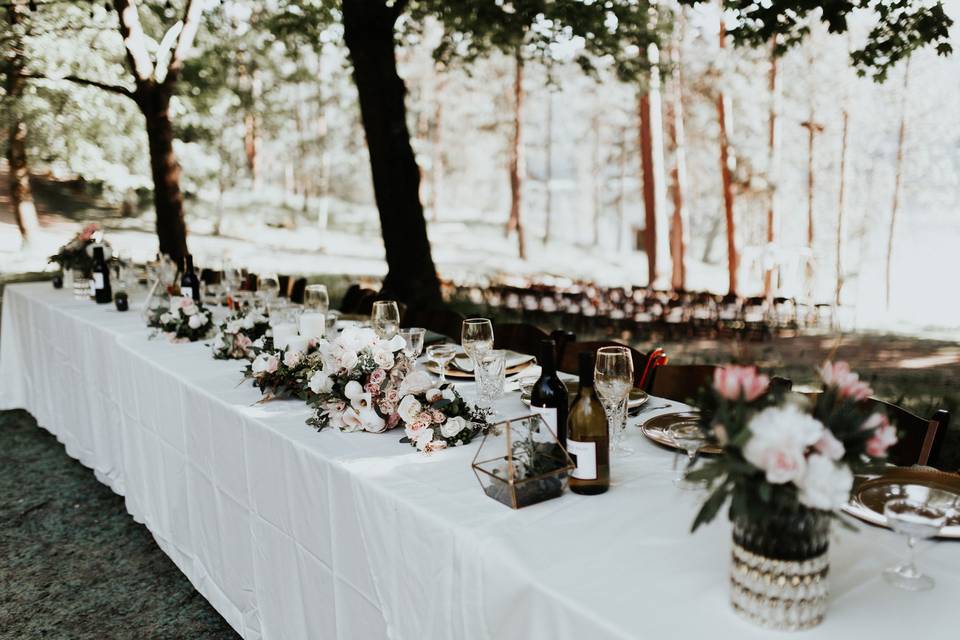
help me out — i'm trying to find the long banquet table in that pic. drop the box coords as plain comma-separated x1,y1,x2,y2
1,282,956,640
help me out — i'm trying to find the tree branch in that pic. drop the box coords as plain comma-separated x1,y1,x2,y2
22,72,136,99
113,0,155,82
165,0,206,85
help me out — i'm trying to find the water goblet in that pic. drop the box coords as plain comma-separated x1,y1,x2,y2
258,273,281,306
461,318,494,370
427,344,458,384
882,498,946,591
371,300,400,339
400,327,426,362
475,349,506,410
594,346,634,457
304,284,330,314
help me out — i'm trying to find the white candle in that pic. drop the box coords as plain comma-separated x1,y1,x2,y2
272,322,297,351
285,335,309,355
298,312,326,340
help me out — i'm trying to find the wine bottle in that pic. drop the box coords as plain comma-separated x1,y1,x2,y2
90,245,112,304
180,254,201,302
566,351,609,495
529,339,568,445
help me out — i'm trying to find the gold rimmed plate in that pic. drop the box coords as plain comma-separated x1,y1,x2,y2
424,351,535,380
640,411,722,455
520,384,648,411
842,467,960,539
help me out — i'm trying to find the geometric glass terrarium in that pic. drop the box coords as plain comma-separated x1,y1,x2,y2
471,414,575,509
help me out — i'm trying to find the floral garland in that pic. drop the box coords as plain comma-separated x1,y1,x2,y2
245,343,321,401
147,297,214,343
49,223,106,274
211,308,271,360
305,327,411,433
394,371,492,452
690,361,897,531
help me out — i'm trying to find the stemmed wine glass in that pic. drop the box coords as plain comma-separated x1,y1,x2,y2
258,273,281,309
594,346,634,457
222,260,242,306
304,284,330,314
669,424,707,490
400,327,425,362
427,344,458,384
883,498,947,591
371,300,400,339
461,318,494,371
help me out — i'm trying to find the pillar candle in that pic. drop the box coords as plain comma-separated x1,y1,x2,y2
285,335,310,355
272,322,297,351
298,312,326,340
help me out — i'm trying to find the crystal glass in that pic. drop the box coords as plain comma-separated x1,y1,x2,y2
371,300,400,339
475,349,506,410
222,260,242,302
427,344,458,384
669,424,707,490
258,273,281,306
304,284,330,314
594,346,634,457
883,498,946,591
400,327,425,361
461,318,494,369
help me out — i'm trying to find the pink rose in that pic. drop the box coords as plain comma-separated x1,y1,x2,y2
862,413,898,457
386,389,400,403
370,368,387,385
387,413,400,429
431,409,445,424
378,400,395,415
283,350,303,369
416,411,433,425
79,223,97,240
405,419,430,440
425,440,447,453
819,361,872,401
713,366,770,402
235,333,252,350
364,382,381,397
264,355,279,374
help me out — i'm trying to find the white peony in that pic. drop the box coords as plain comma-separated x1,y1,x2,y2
160,312,173,324
398,370,434,397
415,428,434,451
283,349,303,368
397,395,423,423
797,454,854,511
440,416,467,438
372,346,395,369
251,353,271,374
182,303,198,316
743,405,824,484
340,407,364,432
441,387,457,401
188,314,206,330
359,406,386,433
308,370,333,394
211,334,225,352
385,334,406,352
242,315,255,329
425,388,443,403
227,319,243,333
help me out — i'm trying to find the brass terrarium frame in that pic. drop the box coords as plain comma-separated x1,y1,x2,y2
471,414,575,509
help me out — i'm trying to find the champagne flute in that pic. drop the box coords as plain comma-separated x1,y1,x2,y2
400,327,426,361
304,284,330,314
669,424,706,490
883,498,946,591
461,318,494,370
371,300,400,339
427,344,458,384
594,346,634,457
258,273,281,307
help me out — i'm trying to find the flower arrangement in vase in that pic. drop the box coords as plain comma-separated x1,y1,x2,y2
147,296,214,343
48,223,104,275
211,308,271,360
304,326,411,433
688,362,897,631
394,371,492,452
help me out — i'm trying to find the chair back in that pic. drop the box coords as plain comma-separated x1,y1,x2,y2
866,399,950,468
289,278,307,304
559,340,649,387
493,323,549,356
645,364,718,403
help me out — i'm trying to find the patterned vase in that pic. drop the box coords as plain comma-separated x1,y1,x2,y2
729,506,830,630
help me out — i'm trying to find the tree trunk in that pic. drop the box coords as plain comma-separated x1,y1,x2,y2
638,45,670,288
506,51,526,259
763,39,780,298
430,71,444,222
139,87,189,266
543,88,554,245
717,26,737,295
590,113,602,247
835,108,849,312
617,128,628,254
5,1,40,245
244,112,258,182
804,105,817,300
342,0,441,306
666,35,687,291
886,60,910,310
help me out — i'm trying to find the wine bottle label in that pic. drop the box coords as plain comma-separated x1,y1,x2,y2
93,273,104,290
529,405,558,439
566,438,597,480
181,286,192,299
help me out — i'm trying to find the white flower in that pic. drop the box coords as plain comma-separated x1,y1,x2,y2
211,334,225,352
251,353,270,374
283,350,303,368
242,315,256,329
814,430,845,461
743,405,824,484
252,337,265,349
441,387,456,401
335,346,358,371
398,370,433,397
440,416,466,438
182,303,198,316
227,319,244,334
797,454,854,511
308,370,333,394
397,395,423,423
159,312,173,325
385,334,406,352
344,380,364,401
188,314,206,330
372,346,395,369
359,406,386,433
340,407,364,432
415,428,434,451
425,388,443,403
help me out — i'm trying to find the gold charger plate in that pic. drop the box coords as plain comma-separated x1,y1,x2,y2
640,411,722,455
423,358,535,380
842,467,960,539
520,384,647,410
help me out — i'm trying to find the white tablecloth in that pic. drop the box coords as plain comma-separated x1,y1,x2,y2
1,282,956,640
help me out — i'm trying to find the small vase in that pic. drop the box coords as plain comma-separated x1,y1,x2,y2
729,506,830,631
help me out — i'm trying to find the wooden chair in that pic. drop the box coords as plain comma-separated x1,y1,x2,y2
493,323,549,356
278,274,291,297
644,364,718,403
559,341,650,388
340,284,377,314
867,399,950,469
289,277,307,304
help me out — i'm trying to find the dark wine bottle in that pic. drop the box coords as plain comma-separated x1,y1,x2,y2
566,351,609,495
90,245,112,304
180,254,201,302
530,339,568,445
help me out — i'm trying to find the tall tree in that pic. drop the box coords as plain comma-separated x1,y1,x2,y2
762,38,780,299
666,25,688,291
886,60,911,309
835,105,850,313
638,43,669,288
504,50,526,259
716,22,738,295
